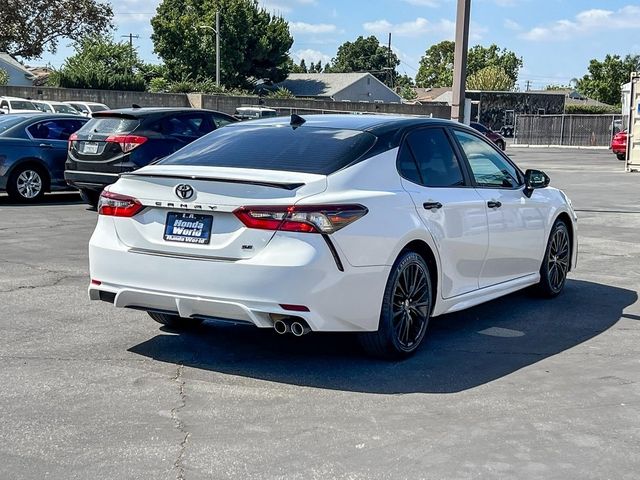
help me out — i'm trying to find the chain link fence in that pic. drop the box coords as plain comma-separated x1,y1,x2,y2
515,114,622,146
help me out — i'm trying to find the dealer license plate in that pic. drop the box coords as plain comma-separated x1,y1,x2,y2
163,212,213,245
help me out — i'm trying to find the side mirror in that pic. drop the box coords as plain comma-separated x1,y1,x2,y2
524,169,550,197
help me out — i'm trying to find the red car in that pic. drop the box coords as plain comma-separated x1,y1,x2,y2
470,122,506,150
611,130,627,161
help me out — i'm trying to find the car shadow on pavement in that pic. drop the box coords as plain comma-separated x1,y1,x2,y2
128,279,637,394
0,192,83,207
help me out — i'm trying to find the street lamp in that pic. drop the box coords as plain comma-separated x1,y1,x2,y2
197,11,220,87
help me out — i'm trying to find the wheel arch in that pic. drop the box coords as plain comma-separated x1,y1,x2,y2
554,211,574,271
399,239,439,314
6,157,52,192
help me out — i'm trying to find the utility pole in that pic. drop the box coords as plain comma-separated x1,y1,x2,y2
387,32,392,88
450,0,471,123
198,11,221,87
216,11,220,87
525,80,531,92
121,34,139,75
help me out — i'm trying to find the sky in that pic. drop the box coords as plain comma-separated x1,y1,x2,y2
35,0,640,91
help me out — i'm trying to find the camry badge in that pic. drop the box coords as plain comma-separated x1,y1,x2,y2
175,184,195,200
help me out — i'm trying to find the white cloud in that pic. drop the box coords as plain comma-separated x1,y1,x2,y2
291,49,332,65
363,17,454,37
503,19,521,31
402,0,440,7
289,22,337,34
521,5,640,41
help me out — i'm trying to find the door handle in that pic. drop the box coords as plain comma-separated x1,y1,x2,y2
487,200,502,208
39,143,53,148
423,201,443,210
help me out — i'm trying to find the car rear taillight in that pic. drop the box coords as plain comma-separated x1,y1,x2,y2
234,205,368,234
98,189,144,217
105,134,148,153
68,132,78,153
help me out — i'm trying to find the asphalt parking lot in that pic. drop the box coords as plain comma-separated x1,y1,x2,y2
0,148,639,480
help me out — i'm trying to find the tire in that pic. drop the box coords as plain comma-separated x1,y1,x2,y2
537,220,571,298
79,188,101,208
6,164,47,202
358,251,432,360
616,153,626,161
148,312,203,330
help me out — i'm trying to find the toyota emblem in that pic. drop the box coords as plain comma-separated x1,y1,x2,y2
175,184,195,200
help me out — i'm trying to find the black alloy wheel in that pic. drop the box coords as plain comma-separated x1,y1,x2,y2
359,251,432,359
538,220,570,297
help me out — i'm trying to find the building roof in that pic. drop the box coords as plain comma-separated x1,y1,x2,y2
414,87,452,102
0,53,36,79
277,73,381,98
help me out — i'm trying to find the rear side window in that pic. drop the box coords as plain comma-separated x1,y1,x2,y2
53,104,79,114
78,117,139,135
89,104,108,112
399,128,465,187
160,125,377,175
160,114,213,137
10,100,36,110
28,119,86,140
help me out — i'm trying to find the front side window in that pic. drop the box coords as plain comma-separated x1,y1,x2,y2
398,128,465,187
454,130,520,188
211,114,234,128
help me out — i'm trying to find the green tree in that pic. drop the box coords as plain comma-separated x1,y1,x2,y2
467,44,522,86
0,0,112,59
415,40,454,88
329,35,400,87
151,0,293,88
0,68,8,86
415,41,522,88
576,54,640,106
299,59,308,73
466,66,513,91
48,35,146,91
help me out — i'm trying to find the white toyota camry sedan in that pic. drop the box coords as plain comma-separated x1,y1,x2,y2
88,114,577,358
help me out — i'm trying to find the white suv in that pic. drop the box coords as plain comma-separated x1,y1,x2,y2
0,96,40,114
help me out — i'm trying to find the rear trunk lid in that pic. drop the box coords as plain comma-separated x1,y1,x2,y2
68,115,141,173
110,165,327,260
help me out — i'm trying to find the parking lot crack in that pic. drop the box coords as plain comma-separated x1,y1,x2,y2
171,364,190,480
0,273,86,293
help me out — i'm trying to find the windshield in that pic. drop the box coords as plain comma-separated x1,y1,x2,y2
89,105,109,113
9,100,37,110
0,115,27,133
53,104,79,114
159,125,377,175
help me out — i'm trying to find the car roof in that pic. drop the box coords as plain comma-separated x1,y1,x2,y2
228,113,462,136
63,101,108,106
1,96,34,101
92,107,236,119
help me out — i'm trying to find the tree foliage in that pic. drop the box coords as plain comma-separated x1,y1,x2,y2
415,41,522,89
0,0,112,59
328,36,400,87
576,54,640,106
151,0,293,88
415,40,455,88
466,66,513,91
48,35,146,91
0,68,8,86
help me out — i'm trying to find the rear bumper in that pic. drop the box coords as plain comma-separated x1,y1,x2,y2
611,144,626,154
65,170,120,191
88,217,389,332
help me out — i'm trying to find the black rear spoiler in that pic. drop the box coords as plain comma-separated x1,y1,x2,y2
121,172,305,190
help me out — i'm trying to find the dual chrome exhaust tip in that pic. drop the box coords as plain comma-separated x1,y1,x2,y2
273,319,311,336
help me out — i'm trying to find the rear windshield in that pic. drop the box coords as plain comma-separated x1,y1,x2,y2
77,117,139,135
53,104,79,114
159,125,377,175
0,115,27,133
